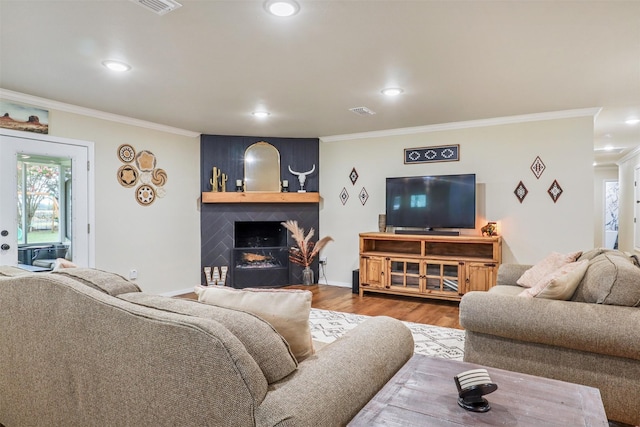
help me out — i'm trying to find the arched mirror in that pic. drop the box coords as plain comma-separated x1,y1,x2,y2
244,141,281,192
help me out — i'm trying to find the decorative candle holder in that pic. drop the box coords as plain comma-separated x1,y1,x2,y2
235,179,243,192
282,180,289,192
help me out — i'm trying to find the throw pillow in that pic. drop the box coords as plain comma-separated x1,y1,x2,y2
118,293,298,383
572,252,640,306
516,251,582,288
518,260,589,300
194,286,314,361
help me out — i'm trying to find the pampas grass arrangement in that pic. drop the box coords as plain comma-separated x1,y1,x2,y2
281,220,333,267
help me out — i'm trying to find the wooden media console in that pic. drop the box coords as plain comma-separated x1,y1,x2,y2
359,232,502,301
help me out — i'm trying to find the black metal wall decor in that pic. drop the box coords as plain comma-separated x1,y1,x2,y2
514,181,528,203
404,144,459,164
339,187,349,205
548,179,563,203
530,156,546,179
359,187,369,205
349,167,359,185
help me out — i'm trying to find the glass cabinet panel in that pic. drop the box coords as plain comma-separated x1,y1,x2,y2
389,260,420,292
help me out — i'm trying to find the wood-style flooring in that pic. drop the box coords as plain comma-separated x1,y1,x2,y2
180,284,461,329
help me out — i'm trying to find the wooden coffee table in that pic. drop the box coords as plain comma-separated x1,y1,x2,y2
349,354,608,426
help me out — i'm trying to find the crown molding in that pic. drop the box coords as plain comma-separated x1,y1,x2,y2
320,108,602,143
617,145,640,165
0,88,201,138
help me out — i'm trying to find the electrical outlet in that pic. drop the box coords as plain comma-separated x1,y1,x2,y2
319,256,327,265
129,269,138,280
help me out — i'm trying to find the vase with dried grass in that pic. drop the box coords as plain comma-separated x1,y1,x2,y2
281,220,333,285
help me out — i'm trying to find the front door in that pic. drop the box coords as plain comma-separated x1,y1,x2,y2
0,130,94,268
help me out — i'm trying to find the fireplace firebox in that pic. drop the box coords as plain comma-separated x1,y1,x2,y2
232,221,289,288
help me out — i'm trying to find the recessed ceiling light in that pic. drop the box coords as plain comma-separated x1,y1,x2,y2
252,111,271,118
102,60,131,72
625,118,640,125
265,0,299,17
381,87,404,97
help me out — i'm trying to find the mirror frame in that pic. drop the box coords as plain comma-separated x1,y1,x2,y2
243,141,281,192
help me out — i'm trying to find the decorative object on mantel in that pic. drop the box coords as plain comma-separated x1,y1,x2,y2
349,167,359,185
282,180,289,192
514,181,528,203
235,179,243,192
548,179,563,203
288,164,315,192
281,220,333,285
339,187,349,205
359,187,369,205
481,222,498,236
378,214,387,232
116,145,167,206
210,166,222,192
530,156,546,179
404,144,459,164
244,141,281,192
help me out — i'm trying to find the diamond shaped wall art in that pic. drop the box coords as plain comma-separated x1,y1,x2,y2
359,187,369,205
339,187,349,205
349,168,359,185
530,156,546,179
548,179,563,203
514,181,528,203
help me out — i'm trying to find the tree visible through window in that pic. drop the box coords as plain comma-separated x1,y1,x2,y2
17,156,71,245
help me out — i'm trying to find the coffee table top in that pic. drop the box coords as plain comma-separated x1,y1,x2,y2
349,354,608,426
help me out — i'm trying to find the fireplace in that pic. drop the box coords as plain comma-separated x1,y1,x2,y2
232,221,289,288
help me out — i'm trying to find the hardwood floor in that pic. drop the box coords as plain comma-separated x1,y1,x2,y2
181,285,461,329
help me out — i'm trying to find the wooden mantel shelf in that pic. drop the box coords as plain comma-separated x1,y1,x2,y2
201,191,321,204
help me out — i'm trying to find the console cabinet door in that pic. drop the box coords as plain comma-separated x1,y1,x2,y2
387,258,421,293
359,256,386,289
465,262,498,293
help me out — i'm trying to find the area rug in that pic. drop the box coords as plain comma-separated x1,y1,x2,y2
309,308,465,360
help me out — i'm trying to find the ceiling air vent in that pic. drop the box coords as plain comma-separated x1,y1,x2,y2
131,0,182,15
349,106,376,116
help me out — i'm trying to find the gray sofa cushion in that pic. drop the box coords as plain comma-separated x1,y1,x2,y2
119,292,298,383
572,251,640,306
52,268,141,296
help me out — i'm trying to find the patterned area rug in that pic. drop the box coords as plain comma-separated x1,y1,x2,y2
309,308,465,360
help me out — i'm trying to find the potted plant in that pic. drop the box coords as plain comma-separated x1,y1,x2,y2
281,220,333,285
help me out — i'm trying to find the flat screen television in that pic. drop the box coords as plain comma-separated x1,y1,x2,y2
385,174,476,230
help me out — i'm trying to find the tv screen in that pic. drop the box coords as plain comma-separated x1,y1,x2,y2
385,174,476,229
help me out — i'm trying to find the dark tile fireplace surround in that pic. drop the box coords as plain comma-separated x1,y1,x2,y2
200,135,320,287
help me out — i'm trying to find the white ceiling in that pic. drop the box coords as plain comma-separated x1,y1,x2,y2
1,0,639,166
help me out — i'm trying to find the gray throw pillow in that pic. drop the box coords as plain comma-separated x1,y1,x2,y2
572,252,640,306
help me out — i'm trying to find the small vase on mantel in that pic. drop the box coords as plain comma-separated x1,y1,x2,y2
302,266,314,285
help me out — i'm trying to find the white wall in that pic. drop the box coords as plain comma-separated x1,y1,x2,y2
320,114,595,286
49,110,201,294
618,149,640,254
593,166,618,248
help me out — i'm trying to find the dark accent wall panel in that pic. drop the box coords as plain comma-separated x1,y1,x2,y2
200,134,320,287
200,135,319,193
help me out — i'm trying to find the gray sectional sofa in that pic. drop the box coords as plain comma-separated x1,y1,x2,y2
0,267,414,426
460,249,640,425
